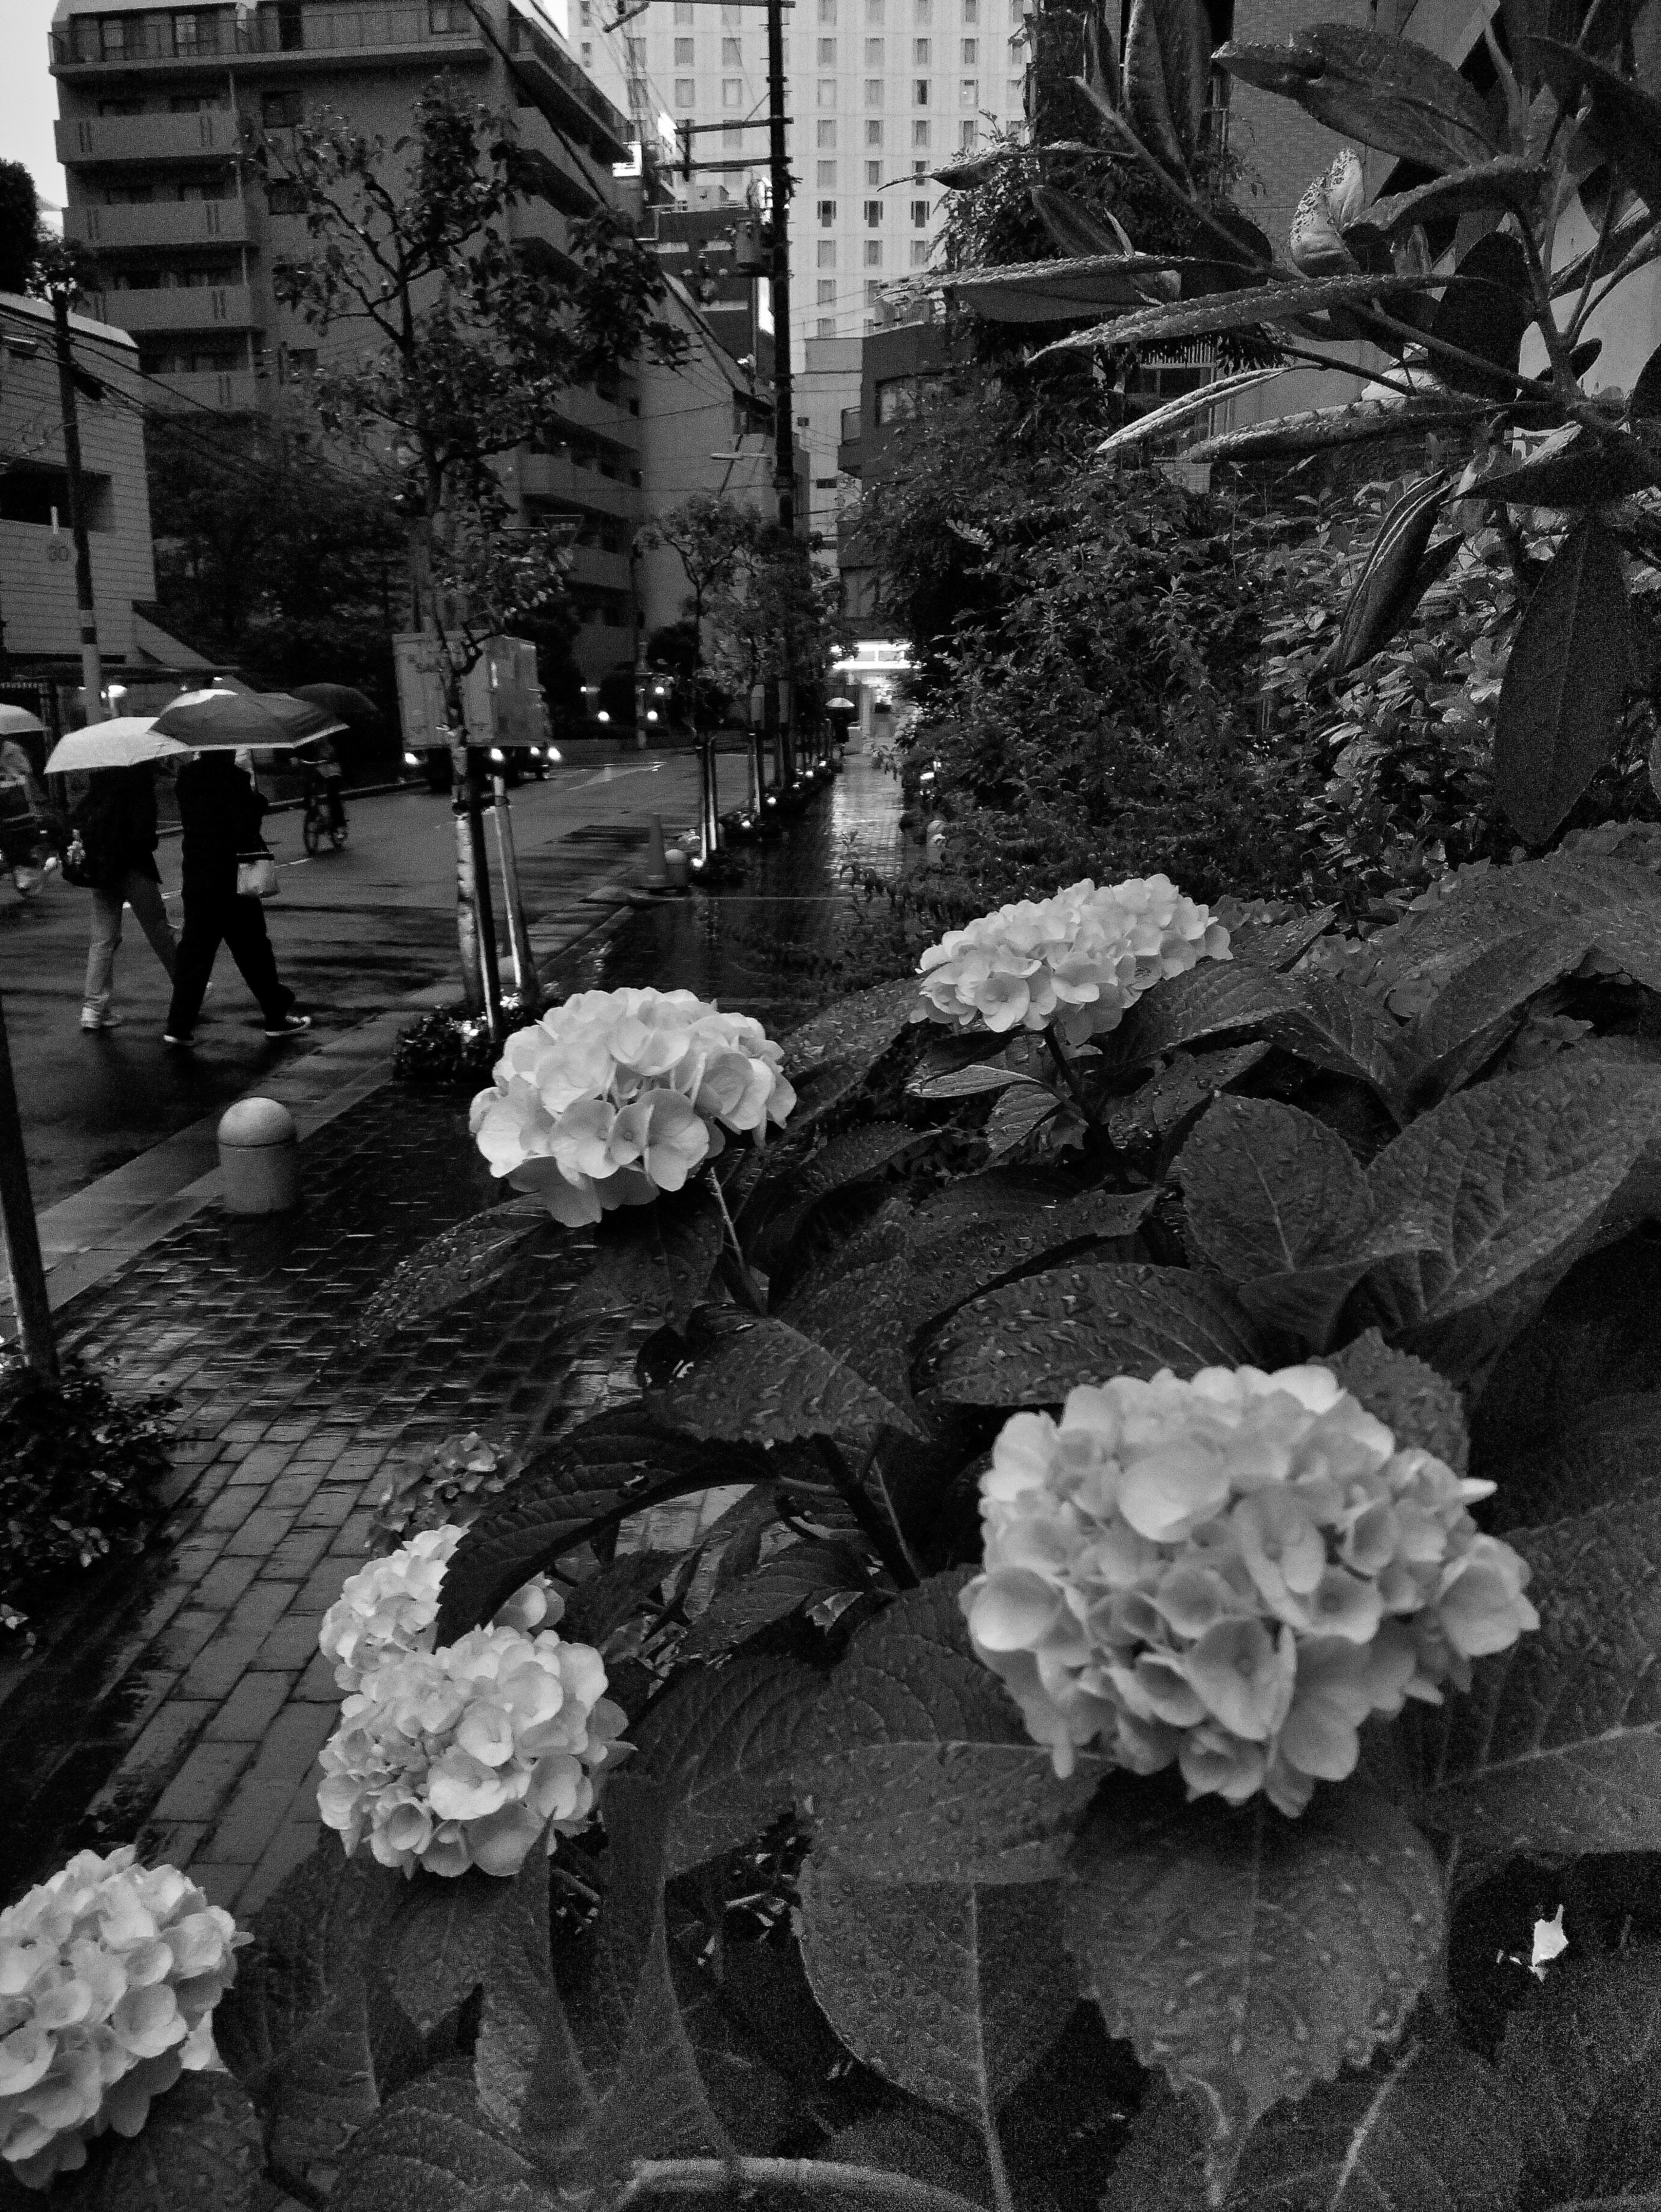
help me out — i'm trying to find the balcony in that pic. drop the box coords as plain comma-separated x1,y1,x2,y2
150,369,263,411
837,406,863,474
506,12,632,163
516,452,640,521
89,285,258,337
563,545,633,592
50,3,487,73
57,110,239,166
66,199,252,252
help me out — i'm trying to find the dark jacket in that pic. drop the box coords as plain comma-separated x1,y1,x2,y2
73,766,162,885
175,756,271,896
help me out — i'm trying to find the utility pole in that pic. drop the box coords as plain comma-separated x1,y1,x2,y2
765,0,794,539
51,289,106,726
0,986,58,1384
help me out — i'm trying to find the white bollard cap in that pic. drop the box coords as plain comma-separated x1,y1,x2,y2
218,1097,298,1150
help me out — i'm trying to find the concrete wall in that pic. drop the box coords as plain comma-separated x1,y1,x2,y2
0,300,157,664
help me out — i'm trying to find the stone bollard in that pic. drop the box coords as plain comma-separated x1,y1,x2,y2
664,846,691,890
644,813,670,890
218,1098,300,1215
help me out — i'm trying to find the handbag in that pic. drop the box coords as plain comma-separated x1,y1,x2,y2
61,831,102,889
236,852,280,900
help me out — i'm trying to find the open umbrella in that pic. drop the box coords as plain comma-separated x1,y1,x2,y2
0,705,45,739
152,688,292,749
256,693,350,746
292,683,382,730
45,720,188,774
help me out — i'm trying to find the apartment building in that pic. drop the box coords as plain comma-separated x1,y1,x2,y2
569,0,1029,549
45,0,668,679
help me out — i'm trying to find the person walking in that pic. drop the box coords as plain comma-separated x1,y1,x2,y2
74,764,178,1030
163,751,311,1048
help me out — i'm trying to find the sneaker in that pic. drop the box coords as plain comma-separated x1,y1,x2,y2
162,1031,195,1048
263,1013,313,1039
81,1003,119,1032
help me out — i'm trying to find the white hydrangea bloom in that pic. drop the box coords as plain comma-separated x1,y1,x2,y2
316,1624,627,1879
468,987,796,1226
961,1364,1539,1817
0,1848,245,2190
914,875,1231,1047
319,1527,562,1695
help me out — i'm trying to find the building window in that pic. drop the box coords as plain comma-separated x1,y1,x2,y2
865,157,882,183
911,239,930,264
866,118,884,142
674,1,694,18
964,0,978,14
961,35,977,58
864,238,883,264
579,40,591,61
911,196,929,224
867,0,885,17
914,77,930,102
817,277,837,301
818,76,836,103
670,77,692,103
863,197,882,222
817,317,837,335
580,0,591,20
261,89,304,126
913,119,929,143
864,34,885,60
1007,74,1024,103
817,119,837,144
723,35,742,60
817,158,837,184
819,0,837,16
818,35,836,60
865,279,883,301
625,34,645,61
817,239,837,265
914,0,930,16
724,122,743,144
865,77,885,102
959,117,976,145
722,77,743,104
914,36,930,60
818,197,836,224
428,0,471,27
625,75,646,104
673,35,694,59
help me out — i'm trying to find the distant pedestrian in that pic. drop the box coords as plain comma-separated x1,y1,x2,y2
0,738,55,902
163,752,312,1048
73,765,178,1031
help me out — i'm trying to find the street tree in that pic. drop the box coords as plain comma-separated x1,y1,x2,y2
647,494,763,853
252,79,683,1019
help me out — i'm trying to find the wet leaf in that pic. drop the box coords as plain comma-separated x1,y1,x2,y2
1475,1236,1661,1461
1227,907,1338,969
1532,36,1661,213
798,1859,1074,2121
1108,964,1406,1112
1031,183,1135,257
802,1571,1108,1882
1215,26,1497,170
1486,421,1661,507
929,1260,1266,1407
784,978,922,1126
1036,272,1440,359
1333,472,1454,673
1359,1059,1661,1383
746,1121,932,1266
1179,1095,1373,1283
353,1196,555,1352
1066,1784,1443,2189
1319,1330,1470,1471
1498,1942,1661,2206
1485,1391,1661,1530
1227,2038,1519,2211
623,1651,822,1874
1107,1043,1274,1150
562,1189,723,1336
908,1061,1037,1101
475,1856,593,2147
431,1409,766,1643
1123,0,1208,175
662,1311,929,1442
1632,337,1661,419
1405,1495,1661,1875
1399,927,1594,1104
984,1080,1065,1160
327,2071,555,2210
1366,156,1547,237
386,1871,517,2036
678,1537,872,1658
17,2075,264,2212
1428,233,1532,399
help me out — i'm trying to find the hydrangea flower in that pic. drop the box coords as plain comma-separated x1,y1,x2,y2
319,1526,559,1695
961,1364,1539,1817
914,875,1231,1047
317,1624,627,1879
469,987,795,1226
0,1848,245,2189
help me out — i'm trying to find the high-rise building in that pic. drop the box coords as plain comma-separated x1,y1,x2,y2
571,0,1030,549
44,0,686,681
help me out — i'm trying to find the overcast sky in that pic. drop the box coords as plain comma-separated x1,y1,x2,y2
4,0,69,215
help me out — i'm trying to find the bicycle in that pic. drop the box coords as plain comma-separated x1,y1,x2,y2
301,774,349,856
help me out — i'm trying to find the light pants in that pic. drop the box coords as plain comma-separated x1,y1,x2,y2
83,872,178,1009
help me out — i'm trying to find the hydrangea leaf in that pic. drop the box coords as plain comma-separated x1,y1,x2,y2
561,1186,724,1337
783,977,924,1127
385,1868,520,2035
432,1410,770,1642
351,1196,556,1352
1106,965,1406,1113
928,1262,1267,1408
14,2075,265,2212
800,1572,1108,1882
1497,1942,1661,2207
1397,928,1593,1106
677,1538,873,1659
1356,1060,1661,1384
1473,1237,1661,1462
662,1311,930,1442
1097,2084,1211,2212
475,1856,593,2149
326,2071,557,2210
798,1859,1075,2124
1484,1391,1661,1531
623,1651,823,1875
1065,1783,1443,2190
1107,1042,1273,1151
1225,2038,1519,2211
1179,1096,1373,1283
985,1080,1066,1160
1318,1330,1469,1472
1402,1496,1661,1876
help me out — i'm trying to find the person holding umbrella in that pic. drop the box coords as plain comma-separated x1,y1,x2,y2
72,763,179,1030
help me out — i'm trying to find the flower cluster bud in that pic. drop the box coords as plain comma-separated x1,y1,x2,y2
317,1625,626,1879
0,1849,244,2189
470,987,795,1225
1289,148,1366,274
914,876,1230,1046
962,1364,1538,1817
319,1526,558,1695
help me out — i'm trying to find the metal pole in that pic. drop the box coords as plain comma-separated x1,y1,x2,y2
0,986,58,1383
465,749,504,1040
52,289,106,725
490,773,540,1011
766,0,794,538
699,734,721,863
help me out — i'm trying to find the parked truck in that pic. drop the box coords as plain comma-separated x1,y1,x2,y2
393,633,557,791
